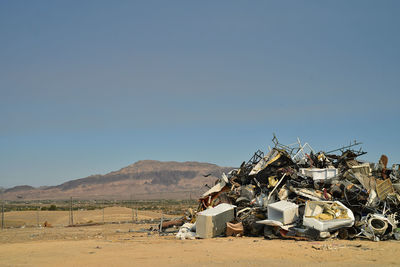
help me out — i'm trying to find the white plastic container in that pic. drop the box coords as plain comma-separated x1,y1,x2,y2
300,168,338,182
303,201,354,231
267,200,299,225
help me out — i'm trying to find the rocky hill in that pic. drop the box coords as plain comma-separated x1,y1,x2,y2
2,160,234,200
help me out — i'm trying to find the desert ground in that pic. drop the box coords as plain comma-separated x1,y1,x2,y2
1,207,400,267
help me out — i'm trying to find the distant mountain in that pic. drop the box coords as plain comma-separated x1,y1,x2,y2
4,185,35,193
2,160,234,200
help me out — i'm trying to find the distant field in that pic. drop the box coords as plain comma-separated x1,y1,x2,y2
0,201,196,228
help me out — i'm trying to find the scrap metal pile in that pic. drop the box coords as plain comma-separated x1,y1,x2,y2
176,136,400,241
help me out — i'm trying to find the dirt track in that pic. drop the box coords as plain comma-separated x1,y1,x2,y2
1,208,400,266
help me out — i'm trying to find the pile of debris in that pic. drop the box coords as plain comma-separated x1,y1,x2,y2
174,135,400,241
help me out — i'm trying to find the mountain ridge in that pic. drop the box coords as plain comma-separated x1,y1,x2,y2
2,160,234,200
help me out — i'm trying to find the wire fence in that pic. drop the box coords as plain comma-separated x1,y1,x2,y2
0,198,197,229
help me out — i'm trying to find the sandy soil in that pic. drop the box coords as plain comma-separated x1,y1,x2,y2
1,208,400,266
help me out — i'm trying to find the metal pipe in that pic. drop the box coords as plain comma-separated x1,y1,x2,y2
268,173,287,201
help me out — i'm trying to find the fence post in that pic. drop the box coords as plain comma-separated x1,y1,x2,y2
69,197,74,226
1,201,4,230
159,212,163,235
102,201,105,224
37,206,40,227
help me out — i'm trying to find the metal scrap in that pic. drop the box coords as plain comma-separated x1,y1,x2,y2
175,135,400,242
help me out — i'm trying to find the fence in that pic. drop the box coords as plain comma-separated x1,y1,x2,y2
0,198,197,229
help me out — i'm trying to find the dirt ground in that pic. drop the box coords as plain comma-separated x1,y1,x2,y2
1,208,400,266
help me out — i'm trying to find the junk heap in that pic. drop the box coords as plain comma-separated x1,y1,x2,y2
174,135,400,241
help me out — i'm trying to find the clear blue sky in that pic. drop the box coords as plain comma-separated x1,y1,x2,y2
1,1,399,188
